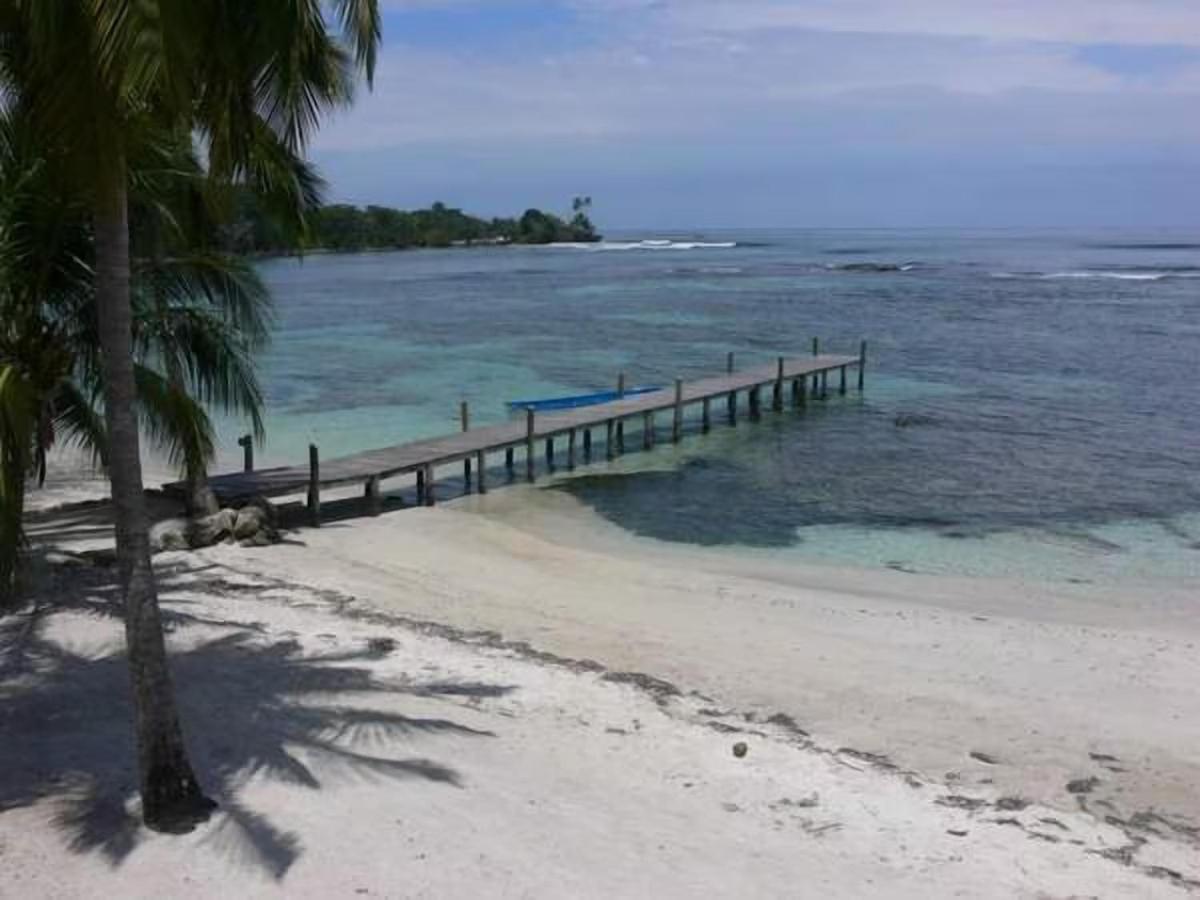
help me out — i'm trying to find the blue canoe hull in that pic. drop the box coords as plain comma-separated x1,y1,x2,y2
507,386,662,412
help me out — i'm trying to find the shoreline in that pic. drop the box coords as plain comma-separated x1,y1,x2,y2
11,473,1200,894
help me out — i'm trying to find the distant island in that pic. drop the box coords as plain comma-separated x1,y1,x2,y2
232,196,601,254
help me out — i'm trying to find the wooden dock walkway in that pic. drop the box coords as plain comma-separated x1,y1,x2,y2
165,343,867,523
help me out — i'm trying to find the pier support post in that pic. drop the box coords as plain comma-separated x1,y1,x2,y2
476,452,487,494
811,373,820,398
568,429,577,469
606,419,615,460
583,429,592,460
238,434,254,472
546,437,554,469
702,397,711,432
307,444,321,527
858,340,867,391
792,378,802,408
820,370,829,399
416,468,426,504
728,391,737,426
727,351,735,374
673,378,684,442
365,476,382,516
615,373,627,452
461,401,471,487
424,464,435,506
526,407,536,482
749,386,761,421
774,357,785,412
643,412,654,450
505,447,514,474
839,365,847,395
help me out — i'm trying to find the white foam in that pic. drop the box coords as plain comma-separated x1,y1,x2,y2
548,240,738,251
991,271,1200,281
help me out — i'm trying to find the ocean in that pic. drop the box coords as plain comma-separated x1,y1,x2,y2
249,229,1200,584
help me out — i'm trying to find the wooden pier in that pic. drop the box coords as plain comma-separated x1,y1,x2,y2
165,343,868,523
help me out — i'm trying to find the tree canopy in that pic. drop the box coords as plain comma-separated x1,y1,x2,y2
230,199,601,254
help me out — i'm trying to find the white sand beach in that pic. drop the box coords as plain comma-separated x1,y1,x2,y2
3,476,1199,897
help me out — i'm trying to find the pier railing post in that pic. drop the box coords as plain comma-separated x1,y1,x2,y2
727,351,734,374
858,340,867,391
673,378,684,442
238,434,254,472
812,336,819,356
526,407,536,482
307,444,321,527
774,356,784,411
461,401,472,488
618,372,626,397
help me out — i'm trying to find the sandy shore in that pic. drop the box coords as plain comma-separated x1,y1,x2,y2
4,477,1200,896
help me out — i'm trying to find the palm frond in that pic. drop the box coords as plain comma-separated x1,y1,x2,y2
132,364,215,471
50,379,107,470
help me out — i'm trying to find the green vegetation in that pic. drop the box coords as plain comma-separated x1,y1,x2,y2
0,0,379,831
233,196,600,253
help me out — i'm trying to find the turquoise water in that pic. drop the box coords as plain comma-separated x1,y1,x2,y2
244,230,1200,583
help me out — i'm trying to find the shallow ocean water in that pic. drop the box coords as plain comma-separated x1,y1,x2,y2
246,229,1200,583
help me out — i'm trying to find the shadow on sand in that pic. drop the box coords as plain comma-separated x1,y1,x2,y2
0,562,514,881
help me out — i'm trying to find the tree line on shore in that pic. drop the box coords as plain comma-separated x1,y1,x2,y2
234,197,600,253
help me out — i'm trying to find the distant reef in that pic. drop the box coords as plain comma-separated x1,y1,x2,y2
230,197,600,255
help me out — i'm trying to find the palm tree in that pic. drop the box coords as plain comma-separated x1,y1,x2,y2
0,110,278,609
0,0,380,830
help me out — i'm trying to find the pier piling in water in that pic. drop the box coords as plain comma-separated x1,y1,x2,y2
461,401,471,487
307,444,320,526
774,357,785,411
673,378,684,442
526,407,536,482
859,340,867,391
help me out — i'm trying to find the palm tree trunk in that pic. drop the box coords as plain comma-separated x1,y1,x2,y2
93,171,215,831
0,444,26,611
185,462,220,517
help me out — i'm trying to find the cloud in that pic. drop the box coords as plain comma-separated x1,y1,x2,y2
569,0,1200,47
310,0,1200,225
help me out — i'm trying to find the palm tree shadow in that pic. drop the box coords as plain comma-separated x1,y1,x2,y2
0,576,514,881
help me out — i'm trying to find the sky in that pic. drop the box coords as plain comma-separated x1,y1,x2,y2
311,0,1200,229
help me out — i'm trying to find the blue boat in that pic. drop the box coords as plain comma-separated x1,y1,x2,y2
507,385,662,412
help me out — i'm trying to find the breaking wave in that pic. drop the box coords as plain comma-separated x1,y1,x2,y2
549,240,738,251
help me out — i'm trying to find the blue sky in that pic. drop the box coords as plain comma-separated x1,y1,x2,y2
311,1,1200,228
